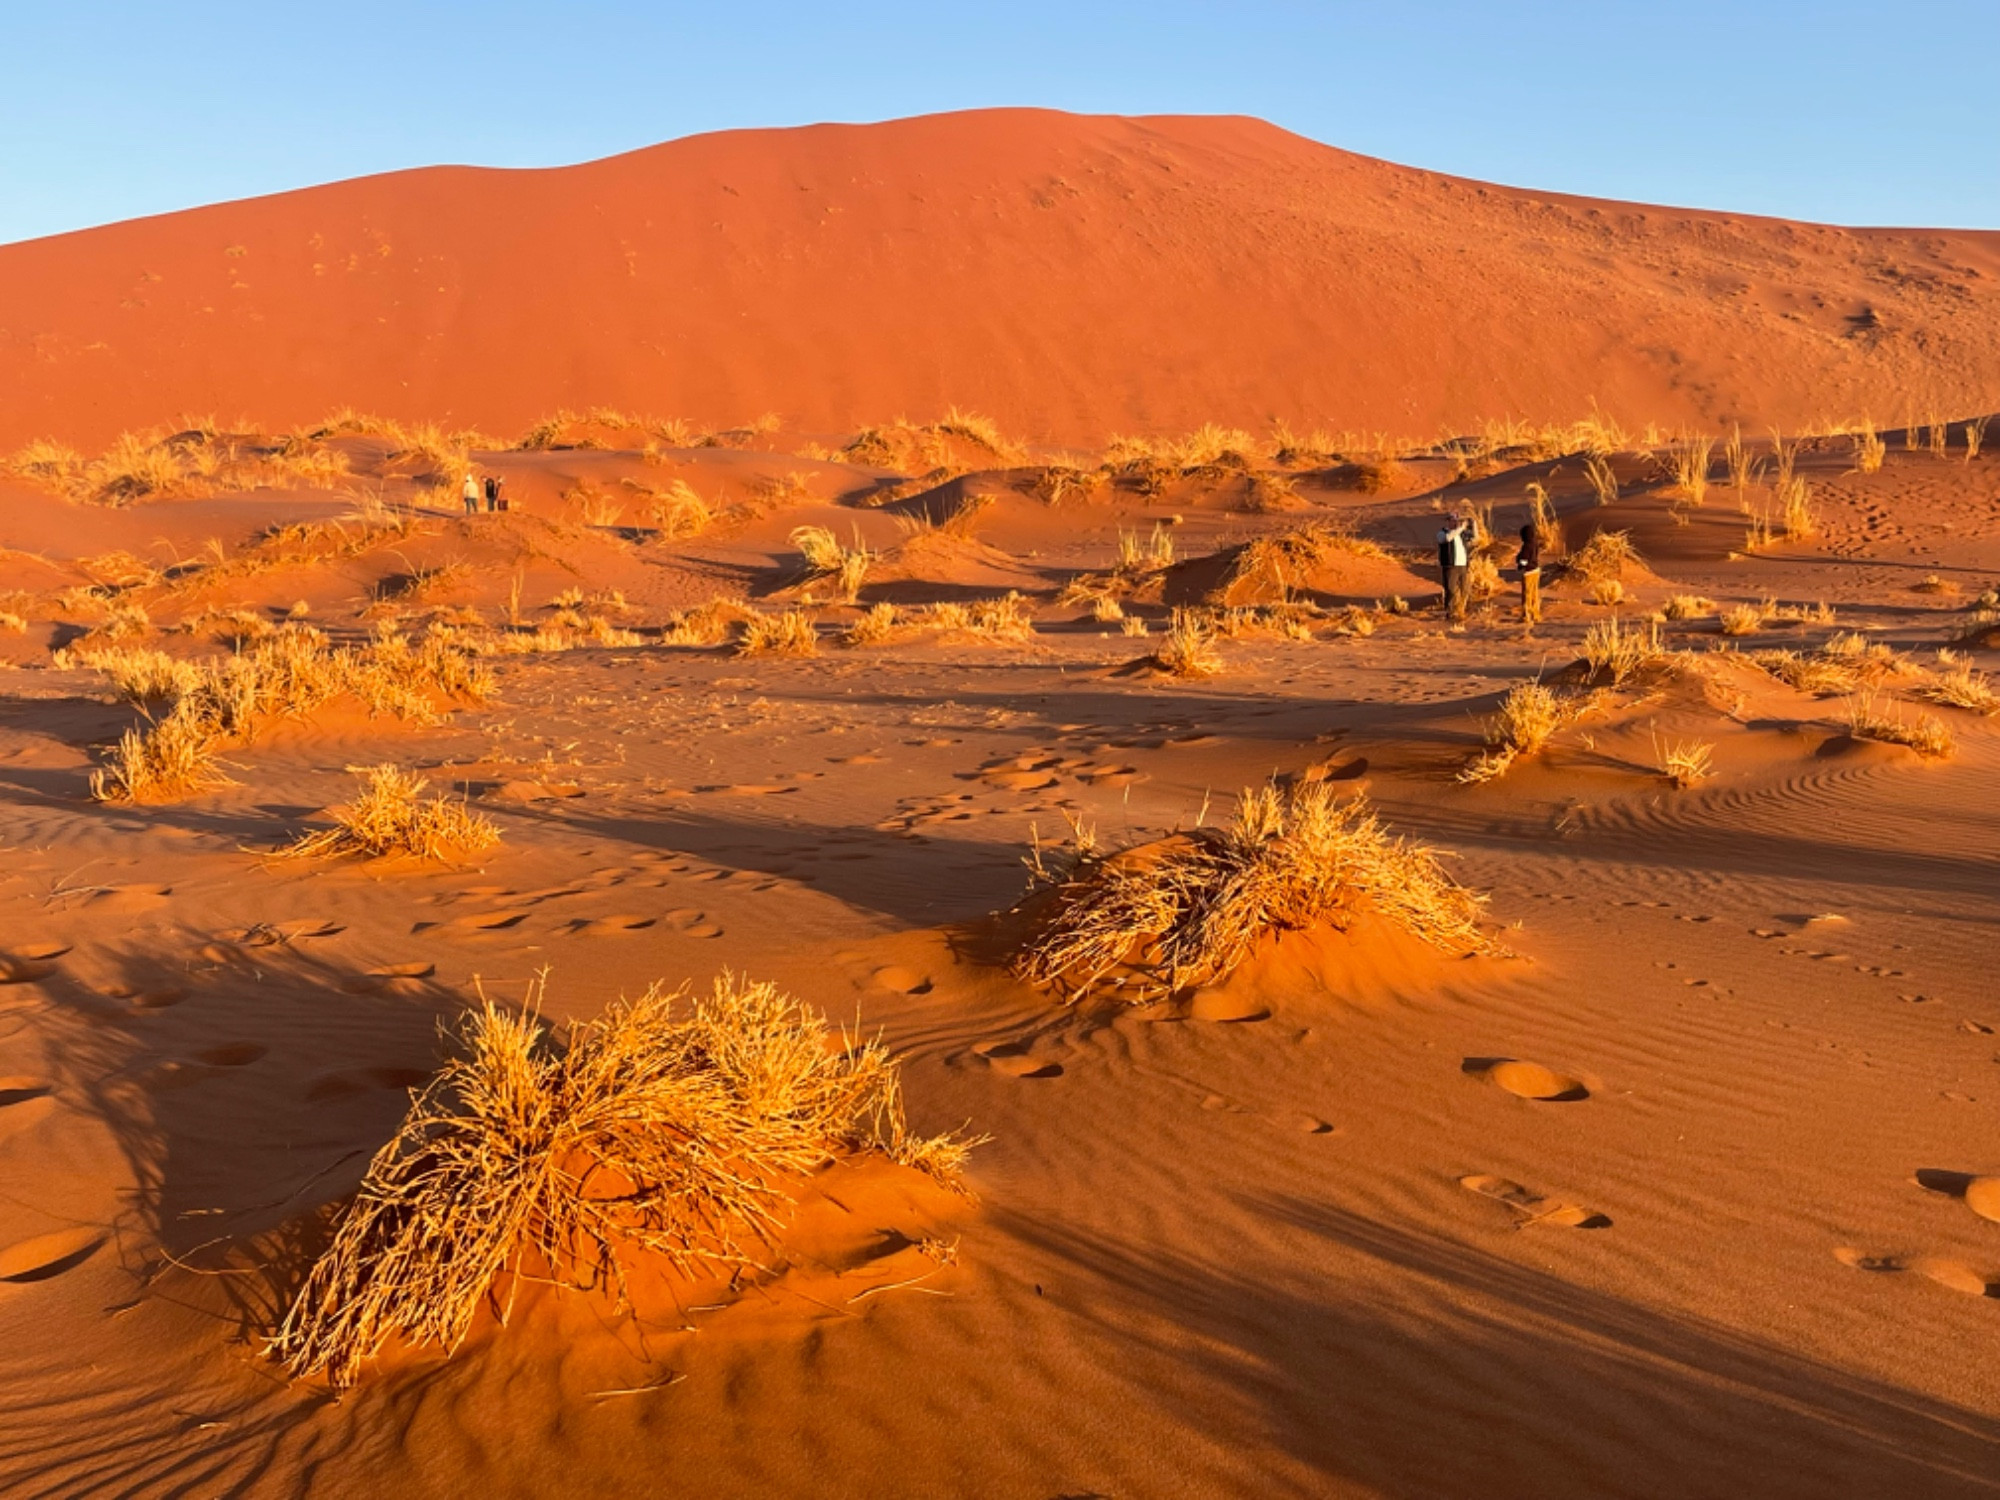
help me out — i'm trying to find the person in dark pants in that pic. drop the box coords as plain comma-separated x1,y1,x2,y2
1516,522,1543,624
1436,516,1470,625
461,471,480,515
483,475,500,513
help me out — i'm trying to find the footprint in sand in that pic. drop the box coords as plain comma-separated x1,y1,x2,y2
0,1228,106,1284
427,908,531,936
870,966,934,995
120,987,189,1011
986,770,1059,792
1188,988,1271,1023
564,914,657,937
0,958,57,985
87,884,172,913
307,1066,434,1102
1834,1246,1996,1297
1914,1168,2000,1225
0,1078,52,1108
196,1043,266,1068
1463,1057,1591,1102
663,909,722,939
971,1040,1062,1079
697,783,798,796
1460,1174,1612,1228
340,962,437,994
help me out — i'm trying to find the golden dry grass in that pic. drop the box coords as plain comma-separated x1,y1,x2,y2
1778,476,1818,539
1013,783,1491,1001
1916,652,2000,715
790,525,870,602
1669,437,1713,506
89,702,234,802
1718,603,1764,637
1146,609,1222,677
1567,529,1638,591
1846,693,1956,758
282,764,499,862
1458,681,1572,783
267,972,976,1388
1579,615,1663,685
1853,422,1887,473
738,608,820,657
1662,594,1714,621
1654,735,1715,788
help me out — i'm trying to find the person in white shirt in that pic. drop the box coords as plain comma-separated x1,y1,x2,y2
1436,516,1471,624
462,471,480,516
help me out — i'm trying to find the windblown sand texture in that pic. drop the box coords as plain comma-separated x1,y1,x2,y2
0,111,1999,1499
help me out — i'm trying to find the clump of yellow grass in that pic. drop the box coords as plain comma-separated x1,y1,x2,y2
1846,693,1955,758
282,765,499,863
1459,681,1570,784
1013,783,1491,1001
1917,652,2000,715
1578,615,1663,685
738,607,820,656
1145,608,1222,677
1653,735,1715,788
267,972,976,1388
790,525,871,602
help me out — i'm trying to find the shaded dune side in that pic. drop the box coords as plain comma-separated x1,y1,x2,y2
3,107,2000,449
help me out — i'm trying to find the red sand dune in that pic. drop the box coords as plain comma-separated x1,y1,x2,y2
4,107,1999,451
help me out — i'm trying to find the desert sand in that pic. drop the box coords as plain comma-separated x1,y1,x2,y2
0,112,1998,1500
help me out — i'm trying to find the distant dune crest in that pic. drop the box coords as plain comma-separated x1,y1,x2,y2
1,107,1997,448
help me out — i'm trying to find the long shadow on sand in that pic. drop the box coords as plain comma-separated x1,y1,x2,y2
993,1196,2000,1497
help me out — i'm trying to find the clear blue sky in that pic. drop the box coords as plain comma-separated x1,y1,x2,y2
2,0,1992,245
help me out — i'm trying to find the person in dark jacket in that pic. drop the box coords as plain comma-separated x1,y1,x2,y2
1516,522,1543,625
483,475,500,513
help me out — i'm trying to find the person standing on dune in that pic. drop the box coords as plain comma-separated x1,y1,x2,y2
462,470,480,516
483,475,500,513
1515,522,1542,625
1436,515,1470,626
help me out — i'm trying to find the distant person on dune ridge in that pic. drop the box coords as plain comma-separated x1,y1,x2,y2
1515,521,1542,625
462,470,480,516
1436,515,1470,625
483,475,499,513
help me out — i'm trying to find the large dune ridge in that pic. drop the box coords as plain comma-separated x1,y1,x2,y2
4,106,2000,451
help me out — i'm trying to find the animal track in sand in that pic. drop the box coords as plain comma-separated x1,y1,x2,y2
0,1228,105,1284
698,783,799,796
971,1040,1062,1078
1834,1247,1996,1297
1463,1058,1591,1102
985,770,1059,791
1459,1174,1611,1228
428,909,531,935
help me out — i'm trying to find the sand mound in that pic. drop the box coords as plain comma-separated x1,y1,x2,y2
5,109,1999,448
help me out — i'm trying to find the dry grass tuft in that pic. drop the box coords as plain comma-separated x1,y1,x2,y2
1669,437,1713,506
1916,652,2000,715
1654,736,1715,788
1778,476,1818,539
1846,693,1955,758
267,971,977,1388
660,598,757,648
1583,455,1618,507
738,608,820,657
283,764,499,863
1853,422,1887,474
1578,615,1663,684
1013,783,1492,1001
1662,594,1715,621
1718,603,1764,637
90,702,234,802
1146,609,1222,677
790,525,871,602
1459,681,1574,783
1568,530,1639,593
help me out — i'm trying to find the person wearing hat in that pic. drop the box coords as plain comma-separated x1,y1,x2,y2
462,469,480,516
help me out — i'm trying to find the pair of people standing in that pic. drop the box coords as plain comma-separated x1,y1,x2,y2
1435,515,1542,625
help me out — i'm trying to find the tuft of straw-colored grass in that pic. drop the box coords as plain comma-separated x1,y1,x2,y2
1568,529,1638,592
738,608,820,657
1718,603,1763,637
266,971,978,1388
1965,416,1990,463
1669,437,1713,506
0,611,26,634
1013,783,1492,1002
1654,735,1715,788
1846,693,1955,758
1778,476,1818,539
1147,609,1222,677
1662,594,1714,621
90,702,233,802
1583,455,1618,507
1916,652,2000,715
64,645,205,703
1853,422,1886,474
791,525,870,602
1579,616,1662,684
283,764,499,863
843,602,902,647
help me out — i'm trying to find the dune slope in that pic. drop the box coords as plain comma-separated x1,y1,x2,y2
4,107,1999,449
